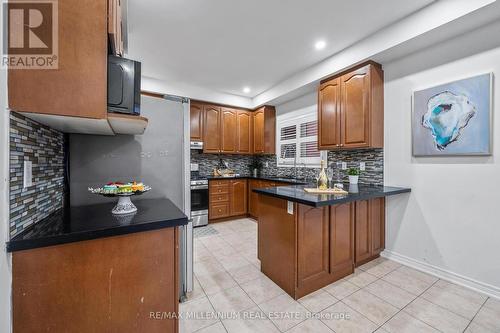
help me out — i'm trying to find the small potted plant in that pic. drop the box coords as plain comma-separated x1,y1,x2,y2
347,167,360,184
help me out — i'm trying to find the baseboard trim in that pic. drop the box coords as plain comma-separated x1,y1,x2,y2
381,250,500,300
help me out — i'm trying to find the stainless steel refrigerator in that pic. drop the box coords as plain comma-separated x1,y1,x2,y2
69,95,193,299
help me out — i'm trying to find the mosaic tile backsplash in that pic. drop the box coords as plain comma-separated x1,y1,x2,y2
191,148,383,185
9,112,66,237
191,150,256,176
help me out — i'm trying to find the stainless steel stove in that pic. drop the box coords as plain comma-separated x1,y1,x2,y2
190,178,208,227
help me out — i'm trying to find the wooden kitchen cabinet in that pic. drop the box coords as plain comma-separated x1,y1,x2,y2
7,0,146,136
330,203,355,273
355,198,385,266
203,106,222,153
190,102,204,141
296,205,330,291
237,111,253,154
318,78,341,149
8,0,108,120
248,180,261,218
192,101,275,155
253,106,276,154
12,227,180,332
221,108,238,153
209,179,247,220
318,62,384,150
230,180,248,215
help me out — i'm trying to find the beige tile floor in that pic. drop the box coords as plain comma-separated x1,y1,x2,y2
181,218,499,333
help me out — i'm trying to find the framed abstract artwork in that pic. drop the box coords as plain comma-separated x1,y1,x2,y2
412,73,492,156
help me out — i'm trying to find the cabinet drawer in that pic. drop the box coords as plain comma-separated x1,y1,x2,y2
209,180,230,187
210,193,229,203
210,203,229,219
210,185,229,194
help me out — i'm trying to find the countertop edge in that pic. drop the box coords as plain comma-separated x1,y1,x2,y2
6,217,188,253
253,187,411,207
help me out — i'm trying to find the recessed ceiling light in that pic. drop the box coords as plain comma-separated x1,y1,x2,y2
243,87,251,93
315,40,326,50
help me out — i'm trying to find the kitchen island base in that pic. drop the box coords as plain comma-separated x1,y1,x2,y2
258,194,386,299
12,227,180,333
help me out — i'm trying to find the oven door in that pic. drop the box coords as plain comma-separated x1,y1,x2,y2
191,186,208,212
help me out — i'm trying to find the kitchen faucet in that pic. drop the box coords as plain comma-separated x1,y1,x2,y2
281,145,301,180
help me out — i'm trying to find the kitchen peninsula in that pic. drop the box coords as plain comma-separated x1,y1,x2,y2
7,198,187,333
254,183,410,299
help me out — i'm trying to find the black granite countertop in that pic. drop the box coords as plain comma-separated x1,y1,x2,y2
207,175,308,184
253,183,411,207
7,198,188,252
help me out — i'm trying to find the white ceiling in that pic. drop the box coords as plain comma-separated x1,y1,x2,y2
127,0,434,99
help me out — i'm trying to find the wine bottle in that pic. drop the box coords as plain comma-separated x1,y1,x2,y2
318,160,328,190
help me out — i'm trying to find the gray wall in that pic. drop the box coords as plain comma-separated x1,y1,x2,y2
70,96,187,209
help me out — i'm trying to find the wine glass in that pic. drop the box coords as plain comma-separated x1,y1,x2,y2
315,174,320,189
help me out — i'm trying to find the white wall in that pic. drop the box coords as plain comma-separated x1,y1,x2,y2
384,33,500,297
0,2,12,328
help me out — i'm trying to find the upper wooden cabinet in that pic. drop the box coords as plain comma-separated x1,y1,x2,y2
318,78,341,149
253,106,276,154
221,108,238,153
236,111,253,154
318,62,384,150
194,101,275,155
7,0,144,135
203,106,222,153
190,103,204,141
8,0,108,120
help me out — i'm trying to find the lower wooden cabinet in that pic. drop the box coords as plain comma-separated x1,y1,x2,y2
209,179,247,220
355,198,385,266
230,179,247,215
12,228,180,332
297,205,330,290
330,203,355,273
248,180,287,219
248,180,260,218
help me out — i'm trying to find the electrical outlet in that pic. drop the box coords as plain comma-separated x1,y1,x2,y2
341,162,347,170
360,162,366,171
23,160,33,189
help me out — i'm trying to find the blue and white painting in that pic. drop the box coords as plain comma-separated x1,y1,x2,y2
412,73,492,156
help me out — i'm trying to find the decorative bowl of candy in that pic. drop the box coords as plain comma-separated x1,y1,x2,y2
88,182,151,215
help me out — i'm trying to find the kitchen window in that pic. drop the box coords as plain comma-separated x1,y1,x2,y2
277,107,326,167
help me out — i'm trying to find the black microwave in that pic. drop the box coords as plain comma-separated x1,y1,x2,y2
107,56,141,115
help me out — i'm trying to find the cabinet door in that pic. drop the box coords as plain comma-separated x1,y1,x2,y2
221,108,237,153
318,78,341,149
370,198,385,255
237,111,252,154
190,103,204,141
253,110,265,153
330,203,354,273
8,0,108,119
297,205,330,289
210,203,230,219
203,106,221,153
355,200,371,264
340,65,370,148
230,180,248,216
248,180,260,218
